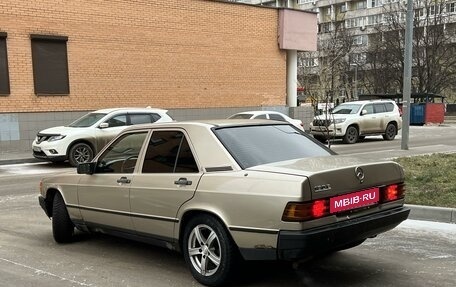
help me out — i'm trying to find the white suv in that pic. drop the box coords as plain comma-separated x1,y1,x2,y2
32,107,173,166
309,100,402,144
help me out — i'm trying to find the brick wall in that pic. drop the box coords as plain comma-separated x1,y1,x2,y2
0,0,286,113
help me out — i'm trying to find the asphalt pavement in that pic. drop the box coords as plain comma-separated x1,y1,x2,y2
1,144,455,224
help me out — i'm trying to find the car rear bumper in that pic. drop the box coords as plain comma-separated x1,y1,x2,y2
277,206,410,260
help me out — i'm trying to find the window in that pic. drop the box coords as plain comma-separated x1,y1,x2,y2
353,35,367,46
447,2,456,13
96,132,148,174
142,131,198,173
374,103,387,113
351,53,367,64
254,114,268,119
105,114,127,127
300,57,319,67
363,104,374,114
356,1,366,10
214,125,331,169
385,102,394,112
340,4,347,13
269,114,286,121
31,34,69,95
129,113,161,125
370,0,382,8
0,32,9,95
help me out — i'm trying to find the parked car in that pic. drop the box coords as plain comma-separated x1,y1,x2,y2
32,107,173,166
228,110,304,130
309,100,402,144
38,120,409,286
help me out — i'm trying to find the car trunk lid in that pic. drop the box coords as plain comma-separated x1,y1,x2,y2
247,155,404,200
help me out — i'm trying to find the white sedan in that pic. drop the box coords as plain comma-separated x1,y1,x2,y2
228,110,304,130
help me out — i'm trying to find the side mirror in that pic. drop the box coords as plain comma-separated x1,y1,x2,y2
77,162,96,175
361,109,368,116
99,122,109,129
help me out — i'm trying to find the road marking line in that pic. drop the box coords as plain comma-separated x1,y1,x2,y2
0,257,94,286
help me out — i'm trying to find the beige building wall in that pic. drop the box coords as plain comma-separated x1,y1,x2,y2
0,0,287,113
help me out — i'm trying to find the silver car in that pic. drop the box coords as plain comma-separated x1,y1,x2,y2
39,120,410,286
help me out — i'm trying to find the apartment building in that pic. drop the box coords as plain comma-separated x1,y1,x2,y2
238,0,456,104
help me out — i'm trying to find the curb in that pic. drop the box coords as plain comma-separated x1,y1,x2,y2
406,204,456,224
0,158,42,166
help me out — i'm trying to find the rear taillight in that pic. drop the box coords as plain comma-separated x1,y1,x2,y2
380,183,406,202
282,200,330,222
283,183,405,222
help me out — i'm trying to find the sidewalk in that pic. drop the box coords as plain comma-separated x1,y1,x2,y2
1,148,455,224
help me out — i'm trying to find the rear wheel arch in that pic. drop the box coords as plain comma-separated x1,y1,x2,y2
178,210,234,252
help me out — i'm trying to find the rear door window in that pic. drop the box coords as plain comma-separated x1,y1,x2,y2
385,102,394,112
374,103,387,114
142,130,199,173
130,114,153,125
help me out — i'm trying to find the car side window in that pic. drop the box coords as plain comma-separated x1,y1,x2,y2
142,131,198,173
269,114,286,121
385,103,394,112
95,132,148,174
254,114,267,119
130,114,153,125
374,103,387,114
106,114,127,127
363,104,374,115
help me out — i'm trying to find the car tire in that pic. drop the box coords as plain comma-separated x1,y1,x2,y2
68,143,93,167
383,123,397,141
343,126,359,144
183,215,238,287
52,193,74,243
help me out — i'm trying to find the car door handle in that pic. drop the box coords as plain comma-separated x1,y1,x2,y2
174,178,192,185
117,177,131,184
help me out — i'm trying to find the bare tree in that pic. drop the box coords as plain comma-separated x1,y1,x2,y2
366,0,456,98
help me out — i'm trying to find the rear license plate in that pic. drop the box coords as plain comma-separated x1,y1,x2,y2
330,187,379,213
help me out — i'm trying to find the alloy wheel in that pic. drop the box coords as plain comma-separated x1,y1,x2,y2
187,224,221,276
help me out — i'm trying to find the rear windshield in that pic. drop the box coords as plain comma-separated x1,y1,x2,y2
68,113,106,127
214,124,332,169
332,104,361,114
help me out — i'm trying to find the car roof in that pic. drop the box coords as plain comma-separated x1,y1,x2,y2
122,119,288,132
234,110,285,115
93,107,168,114
339,100,396,105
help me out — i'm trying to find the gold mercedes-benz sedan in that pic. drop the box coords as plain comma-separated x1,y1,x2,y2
38,120,410,286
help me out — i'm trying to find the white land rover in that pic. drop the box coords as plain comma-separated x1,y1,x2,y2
309,100,402,144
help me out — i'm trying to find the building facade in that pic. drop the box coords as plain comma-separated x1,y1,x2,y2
239,0,456,105
0,0,316,152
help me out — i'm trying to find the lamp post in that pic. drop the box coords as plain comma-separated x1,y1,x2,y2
350,63,358,100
